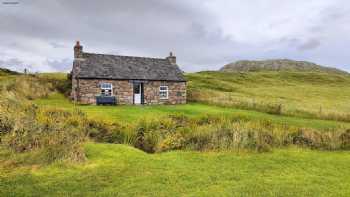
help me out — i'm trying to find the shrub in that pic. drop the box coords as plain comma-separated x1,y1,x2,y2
0,116,13,142
158,132,186,152
340,129,350,150
0,100,89,164
134,127,160,153
88,120,126,143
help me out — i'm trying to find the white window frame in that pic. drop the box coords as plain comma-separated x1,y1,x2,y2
100,83,113,96
159,86,168,99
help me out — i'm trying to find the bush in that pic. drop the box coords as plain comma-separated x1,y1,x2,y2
88,120,126,143
0,116,13,142
159,131,186,152
340,129,350,150
134,127,159,153
0,99,89,164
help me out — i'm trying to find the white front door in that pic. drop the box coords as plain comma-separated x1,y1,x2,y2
134,84,141,104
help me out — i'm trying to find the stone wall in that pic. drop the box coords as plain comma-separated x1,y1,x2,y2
71,60,80,101
76,79,133,104
75,79,186,105
144,81,186,104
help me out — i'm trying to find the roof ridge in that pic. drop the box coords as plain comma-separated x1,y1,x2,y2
83,52,167,61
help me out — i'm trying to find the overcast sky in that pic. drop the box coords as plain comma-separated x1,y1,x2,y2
0,0,349,72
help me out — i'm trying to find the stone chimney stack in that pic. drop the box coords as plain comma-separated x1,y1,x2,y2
74,41,83,58
167,52,176,65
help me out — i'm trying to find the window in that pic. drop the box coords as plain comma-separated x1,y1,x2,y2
100,83,113,96
159,86,168,99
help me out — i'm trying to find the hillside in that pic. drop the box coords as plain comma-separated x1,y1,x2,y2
0,67,19,76
186,70,350,122
220,59,348,74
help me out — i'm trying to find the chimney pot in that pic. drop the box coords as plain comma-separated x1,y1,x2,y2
74,41,83,58
167,51,176,65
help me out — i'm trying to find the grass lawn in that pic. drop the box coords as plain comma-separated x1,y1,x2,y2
35,93,349,130
1,143,350,197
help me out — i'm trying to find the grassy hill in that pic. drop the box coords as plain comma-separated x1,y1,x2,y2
0,67,19,76
220,59,347,74
186,70,350,122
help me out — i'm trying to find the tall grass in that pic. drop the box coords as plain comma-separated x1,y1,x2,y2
0,98,88,164
86,114,350,153
0,74,88,165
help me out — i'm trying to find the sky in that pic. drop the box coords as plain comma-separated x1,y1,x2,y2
0,0,349,73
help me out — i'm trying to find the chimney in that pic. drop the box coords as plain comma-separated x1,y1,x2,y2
74,41,83,58
167,52,176,65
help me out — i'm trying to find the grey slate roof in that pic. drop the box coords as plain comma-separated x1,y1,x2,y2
76,53,186,82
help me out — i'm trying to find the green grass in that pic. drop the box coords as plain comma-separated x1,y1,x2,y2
35,93,350,130
2,71,350,196
36,72,68,80
1,143,350,196
186,71,350,121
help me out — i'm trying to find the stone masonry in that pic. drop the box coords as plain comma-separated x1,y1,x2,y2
144,81,186,105
75,79,186,105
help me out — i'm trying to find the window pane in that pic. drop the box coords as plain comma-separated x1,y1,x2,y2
159,86,168,99
101,83,112,89
107,90,112,96
101,83,112,96
134,84,140,94
160,86,168,91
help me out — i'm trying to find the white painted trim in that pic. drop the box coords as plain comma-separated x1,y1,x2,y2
100,82,113,96
159,85,169,99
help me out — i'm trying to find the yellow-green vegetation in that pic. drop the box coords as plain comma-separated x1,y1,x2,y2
1,143,350,197
187,71,350,122
1,69,350,196
0,74,88,165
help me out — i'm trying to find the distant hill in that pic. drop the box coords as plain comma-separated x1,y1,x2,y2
220,59,348,74
0,67,19,76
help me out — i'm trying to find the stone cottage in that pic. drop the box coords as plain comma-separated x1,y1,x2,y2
71,41,186,105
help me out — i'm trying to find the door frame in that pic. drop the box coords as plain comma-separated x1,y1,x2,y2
133,82,144,105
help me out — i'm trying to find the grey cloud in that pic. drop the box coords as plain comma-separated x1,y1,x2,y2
279,37,321,51
0,58,31,72
297,39,321,51
0,0,349,72
50,42,66,49
1,0,236,72
46,58,72,71
280,37,301,47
